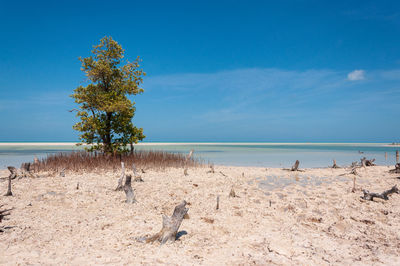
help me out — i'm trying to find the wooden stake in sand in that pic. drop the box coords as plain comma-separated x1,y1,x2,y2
115,162,125,191
361,185,399,201
124,175,136,204
216,195,220,210
144,201,188,244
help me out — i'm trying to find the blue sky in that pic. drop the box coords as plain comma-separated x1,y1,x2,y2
0,0,399,142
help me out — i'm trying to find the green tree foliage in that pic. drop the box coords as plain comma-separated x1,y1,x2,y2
71,36,145,153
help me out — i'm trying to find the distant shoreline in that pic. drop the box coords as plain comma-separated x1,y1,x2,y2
0,142,398,146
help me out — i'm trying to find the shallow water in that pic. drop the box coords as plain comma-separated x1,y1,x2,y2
0,142,398,169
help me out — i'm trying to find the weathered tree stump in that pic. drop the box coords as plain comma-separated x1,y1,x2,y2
361,185,399,201
4,173,12,196
361,157,376,167
332,159,340,168
145,201,188,244
132,162,143,182
389,163,400,174
124,175,136,204
115,162,125,191
291,160,300,171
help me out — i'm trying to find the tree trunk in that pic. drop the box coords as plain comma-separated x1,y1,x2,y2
145,201,188,244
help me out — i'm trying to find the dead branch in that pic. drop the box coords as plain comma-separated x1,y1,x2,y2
115,162,125,191
144,201,188,244
361,185,399,201
124,175,136,204
389,163,400,174
219,171,227,177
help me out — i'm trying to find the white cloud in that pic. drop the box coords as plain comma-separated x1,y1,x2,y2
347,70,365,81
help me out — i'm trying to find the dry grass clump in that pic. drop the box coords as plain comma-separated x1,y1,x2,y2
34,150,201,173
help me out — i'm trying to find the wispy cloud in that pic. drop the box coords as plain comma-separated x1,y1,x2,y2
347,70,365,81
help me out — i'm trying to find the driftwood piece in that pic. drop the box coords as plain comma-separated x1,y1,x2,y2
0,205,12,232
332,159,340,169
145,201,188,244
389,163,400,174
0,205,12,223
124,175,136,204
219,171,227,177
115,162,125,191
7,165,37,179
361,185,399,201
4,173,12,196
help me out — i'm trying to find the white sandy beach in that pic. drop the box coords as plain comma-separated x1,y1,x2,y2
1,165,400,265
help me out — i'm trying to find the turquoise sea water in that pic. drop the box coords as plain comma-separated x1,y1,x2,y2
0,143,398,169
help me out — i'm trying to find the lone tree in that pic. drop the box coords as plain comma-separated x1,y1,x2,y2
71,36,145,153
